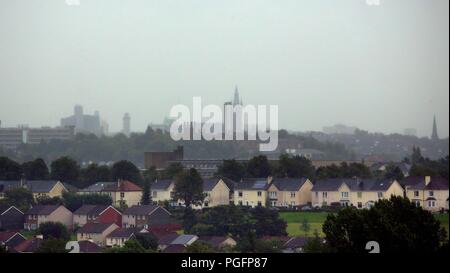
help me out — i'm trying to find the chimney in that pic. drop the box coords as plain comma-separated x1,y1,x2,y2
117,179,122,188
425,176,432,186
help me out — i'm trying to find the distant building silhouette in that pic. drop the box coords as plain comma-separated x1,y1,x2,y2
61,105,101,136
123,113,131,137
431,115,439,141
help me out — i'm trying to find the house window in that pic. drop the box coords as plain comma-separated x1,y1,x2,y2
357,192,362,199
377,192,383,199
238,201,243,206
414,191,419,197
341,192,349,199
269,191,277,198
291,201,296,207
204,202,209,207
290,192,296,198
270,201,276,207
415,201,421,207
257,191,262,197
238,191,243,197
357,202,362,208
428,200,436,207
120,192,125,198
257,201,262,207
322,192,328,198
429,191,434,197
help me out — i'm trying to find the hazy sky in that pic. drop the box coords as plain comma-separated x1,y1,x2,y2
0,0,448,137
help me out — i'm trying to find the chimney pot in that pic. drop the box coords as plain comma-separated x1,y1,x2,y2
425,176,431,186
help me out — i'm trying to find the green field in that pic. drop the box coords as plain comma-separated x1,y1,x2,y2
280,212,330,237
281,211,450,238
435,213,449,236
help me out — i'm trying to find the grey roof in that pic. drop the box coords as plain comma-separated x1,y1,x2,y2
107,228,141,238
235,179,269,191
171,234,198,245
271,178,308,191
79,182,115,193
123,205,160,216
24,181,62,193
78,240,102,253
283,237,310,249
152,179,173,190
203,178,223,191
73,205,109,216
26,205,61,215
311,178,395,192
402,176,449,190
0,181,21,192
78,223,116,234
62,183,79,192
0,180,63,193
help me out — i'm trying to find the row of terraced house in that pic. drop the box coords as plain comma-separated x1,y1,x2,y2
1,176,449,214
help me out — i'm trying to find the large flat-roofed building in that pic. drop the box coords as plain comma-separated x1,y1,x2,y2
0,123,75,149
60,105,101,136
144,146,184,169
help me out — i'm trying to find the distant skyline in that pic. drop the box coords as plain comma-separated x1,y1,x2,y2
0,0,448,138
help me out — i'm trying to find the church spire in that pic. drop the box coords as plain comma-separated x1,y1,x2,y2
431,115,439,141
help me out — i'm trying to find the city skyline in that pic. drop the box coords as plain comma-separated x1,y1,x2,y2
0,0,448,137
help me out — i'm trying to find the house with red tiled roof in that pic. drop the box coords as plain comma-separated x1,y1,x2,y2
78,179,143,207
122,205,174,229
13,237,42,253
0,231,26,251
402,176,449,212
73,205,122,229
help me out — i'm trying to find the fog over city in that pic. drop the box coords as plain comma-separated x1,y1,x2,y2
0,0,448,137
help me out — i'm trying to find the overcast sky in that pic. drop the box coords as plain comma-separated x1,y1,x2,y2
0,0,448,137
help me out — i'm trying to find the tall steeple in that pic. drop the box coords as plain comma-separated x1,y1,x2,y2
431,115,439,141
233,85,241,106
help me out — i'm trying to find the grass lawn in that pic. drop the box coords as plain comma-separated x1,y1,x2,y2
280,212,331,237
281,211,450,238
435,213,449,236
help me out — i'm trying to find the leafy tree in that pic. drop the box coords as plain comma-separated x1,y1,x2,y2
22,158,49,180
384,164,405,181
303,230,329,253
323,196,447,253
411,146,424,164
0,157,22,180
140,178,151,205
185,241,216,253
62,192,112,212
246,155,272,178
104,239,151,253
36,196,63,205
237,232,282,253
50,156,80,184
275,154,315,178
251,206,287,237
3,188,34,211
111,160,142,184
80,164,111,188
216,160,246,181
36,238,68,253
163,163,184,179
38,222,70,241
182,207,198,233
300,218,311,237
173,168,205,207
135,233,158,250
190,223,216,236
